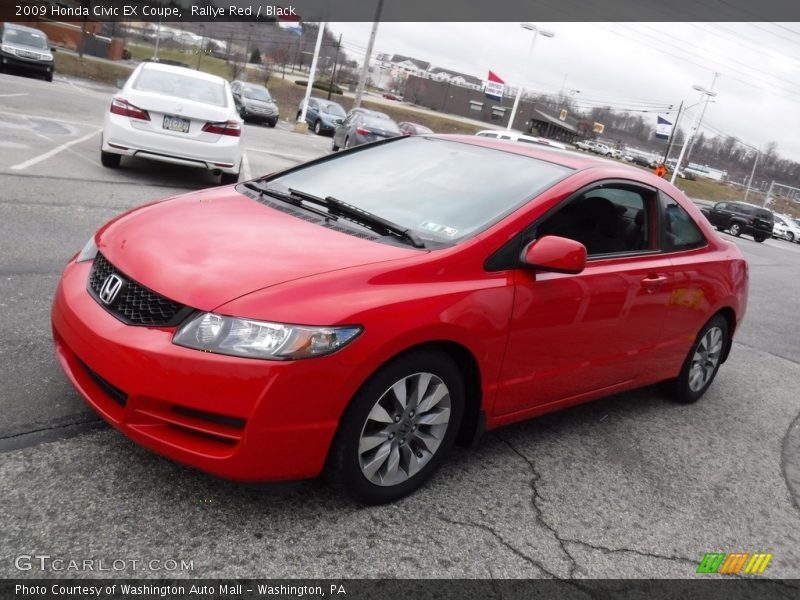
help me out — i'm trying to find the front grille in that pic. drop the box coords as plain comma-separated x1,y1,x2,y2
88,253,190,326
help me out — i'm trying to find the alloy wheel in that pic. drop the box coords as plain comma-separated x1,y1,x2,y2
358,372,451,486
688,326,724,392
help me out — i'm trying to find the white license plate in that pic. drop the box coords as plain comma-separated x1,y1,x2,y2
163,115,190,133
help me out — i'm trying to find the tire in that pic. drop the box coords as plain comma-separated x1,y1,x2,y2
314,120,323,135
665,314,728,404
220,171,239,185
100,150,121,168
331,138,339,152
753,235,766,243
329,350,464,504
344,136,350,149
268,119,277,128
296,111,302,122
787,232,795,243
45,71,53,82
729,222,742,237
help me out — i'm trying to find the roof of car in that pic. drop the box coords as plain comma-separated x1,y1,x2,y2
4,23,47,34
140,61,227,85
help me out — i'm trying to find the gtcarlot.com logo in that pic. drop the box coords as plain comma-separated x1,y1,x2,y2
15,554,194,572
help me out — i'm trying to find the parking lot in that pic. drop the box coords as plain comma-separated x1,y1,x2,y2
1,72,799,580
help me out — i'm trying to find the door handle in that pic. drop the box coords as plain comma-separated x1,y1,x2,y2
641,274,668,290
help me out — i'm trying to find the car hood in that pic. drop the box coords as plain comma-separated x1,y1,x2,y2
3,41,50,56
95,187,422,312
244,98,277,110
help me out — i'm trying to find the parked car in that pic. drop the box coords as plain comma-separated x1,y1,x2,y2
347,107,391,120
0,23,55,82
475,130,567,149
296,97,346,135
772,213,800,243
332,111,402,150
230,81,279,127
592,142,613,156
700,201,774,242
100,62,243,185
382,92,400,101
575,139,597,151
399,122,434,136
53,136,747,504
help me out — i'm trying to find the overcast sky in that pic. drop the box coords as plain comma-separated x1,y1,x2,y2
327,22,800,163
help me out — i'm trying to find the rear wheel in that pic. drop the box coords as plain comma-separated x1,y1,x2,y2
100,150,121,168
729,222,742,237
665,314,728,404
220,171,239,185
329,351,464,504
787,232,795,243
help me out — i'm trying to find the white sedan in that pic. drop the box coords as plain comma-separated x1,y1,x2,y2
773,213,800,243
101,62,243,184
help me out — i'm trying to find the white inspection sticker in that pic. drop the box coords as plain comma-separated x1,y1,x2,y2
419,221,459,237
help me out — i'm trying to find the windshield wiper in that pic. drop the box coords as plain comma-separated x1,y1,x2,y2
287,188,425,248
242,181,336,222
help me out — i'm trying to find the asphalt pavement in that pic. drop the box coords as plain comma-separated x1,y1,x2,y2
1,72,799,581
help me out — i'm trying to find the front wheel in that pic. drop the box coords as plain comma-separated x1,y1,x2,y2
729,222,742,237
267,119,277,128
329,351,464,504
786,232,795,243
665,314,728,404
314,120,322,135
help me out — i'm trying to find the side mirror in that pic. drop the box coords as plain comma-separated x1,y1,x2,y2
521,235,586,274
50,47,57,53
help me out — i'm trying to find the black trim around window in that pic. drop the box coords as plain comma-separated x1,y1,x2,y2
485,178,661,272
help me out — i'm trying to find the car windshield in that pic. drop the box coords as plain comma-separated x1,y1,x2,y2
4,28,48,49
243,86,271,101
264,137,572,243
133,69,228,107
362,116,400,133
322,103,346,117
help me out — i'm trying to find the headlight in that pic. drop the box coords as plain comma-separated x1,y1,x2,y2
173,313,362,360
76,236,98,263
1,44,15,54
41,53,53,61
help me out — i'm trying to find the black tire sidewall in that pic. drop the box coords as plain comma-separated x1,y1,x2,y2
331,350,465,504
672,315,729,404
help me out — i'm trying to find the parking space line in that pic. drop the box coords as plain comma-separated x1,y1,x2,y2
0,93,28,98
242,152,252,180
0,109,101,129
10,129,101,171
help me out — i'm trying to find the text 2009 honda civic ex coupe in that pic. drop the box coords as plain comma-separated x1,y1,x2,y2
52,136,748,504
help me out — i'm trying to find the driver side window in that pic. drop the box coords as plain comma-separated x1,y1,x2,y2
537,185,654,257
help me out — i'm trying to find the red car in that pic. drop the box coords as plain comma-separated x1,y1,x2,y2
51,136,748,504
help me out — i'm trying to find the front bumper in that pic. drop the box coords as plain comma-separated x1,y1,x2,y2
51,258,362,482
0,51,53,74
102,114,242,175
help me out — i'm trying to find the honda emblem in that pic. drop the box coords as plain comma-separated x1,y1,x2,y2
99,274,124,305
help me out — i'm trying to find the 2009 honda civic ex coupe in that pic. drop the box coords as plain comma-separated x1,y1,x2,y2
52,135,748,504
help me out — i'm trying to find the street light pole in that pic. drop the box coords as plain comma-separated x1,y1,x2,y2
328,34,342,101
353,0,385,109
506,23,554,131
744,147,760,203
683,72,719,167
295,21,326,132
670,83,717,184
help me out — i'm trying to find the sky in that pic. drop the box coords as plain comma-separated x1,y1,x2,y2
326,22,800,163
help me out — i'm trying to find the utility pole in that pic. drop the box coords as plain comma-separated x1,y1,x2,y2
661,101,683,165
763,180,775,208
196,25,206,70
743,147,760,203
353,0,384,109
152,20,162,61
295,21,326,133
327,34,342,100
